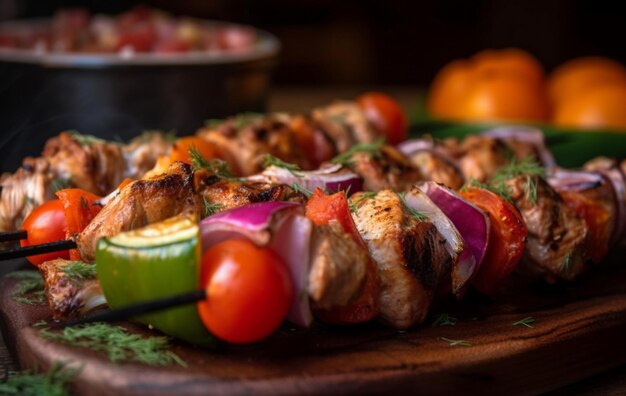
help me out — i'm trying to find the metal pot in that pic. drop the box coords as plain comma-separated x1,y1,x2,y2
0,19,280,172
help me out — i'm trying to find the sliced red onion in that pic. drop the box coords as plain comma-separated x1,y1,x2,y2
397,138,435,154
95,187,121,207
200,202,314,327
403,187,472,295
247,164,363,195
547,169,604,192
482,126,556,169
598,167,626,246
417,182,490,291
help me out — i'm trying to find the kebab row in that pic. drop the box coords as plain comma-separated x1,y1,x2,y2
2,95,625,345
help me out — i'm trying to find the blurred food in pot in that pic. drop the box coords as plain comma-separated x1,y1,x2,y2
0,5,256,54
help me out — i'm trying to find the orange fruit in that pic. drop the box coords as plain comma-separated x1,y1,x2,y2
553,84,626,131
428,48,548,122
548,56,626,106
459,74,549,122
427,59,474,119
472,48,545,86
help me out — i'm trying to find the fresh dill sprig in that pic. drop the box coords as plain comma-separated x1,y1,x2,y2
523,176,539,205
70,131,106,146
60,262,97,284
6,271,46,305
398,192,426,222
188,146,233,178
234,112,263,129
561,251,573,273
292,183,314,198
512,316,536,328
163,130,178,143
331,139,385,167
431,313,458,327
51,177,72,193
491,157,546,183
205,118,224,128
0,362,80,396
463,178,513,202
262,154,303,176
202,197,222,218
439,337,472,347
39,323,186,367
33,320,48,328
348,191,376,213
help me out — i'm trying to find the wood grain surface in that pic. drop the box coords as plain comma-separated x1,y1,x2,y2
2,255,626,396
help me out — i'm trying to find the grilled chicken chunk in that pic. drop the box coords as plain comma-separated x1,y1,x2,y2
346,145,422,192
0,131,171,234
76,162,306,262
77,162,203,262
198,114,312,176
505,175,589,281
39,259,105,320
350,190,451,329
406,150,464,190
548,170,616,264
312,101,380,153
446,135,511,182
307,222,369,310
0,158,55,233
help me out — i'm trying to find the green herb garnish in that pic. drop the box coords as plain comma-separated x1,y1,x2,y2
6,271,46,305
348,191,376,213
292,183,314,198
70,131,106,146
202,197,222,218
33,320,48,328
262,154,303,176
51,177,72,193
0,362,80,396
431,313,458,327
60,262,97,284
163,130,177,143
234,112,263,129
463,178,513,202
512,316,536,328
39,323,186,367
188,146,233,178
398,192,426,222
439,337,472,347
491,157,546,182
562,251,573,273
331,139,385,167
205,118,224,128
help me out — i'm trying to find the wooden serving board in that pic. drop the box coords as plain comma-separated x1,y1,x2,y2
2,257,626,396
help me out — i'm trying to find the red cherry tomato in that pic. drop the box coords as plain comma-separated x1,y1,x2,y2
20,200,70,267
460,187,527,295
357,92,408,145
197,239,293,344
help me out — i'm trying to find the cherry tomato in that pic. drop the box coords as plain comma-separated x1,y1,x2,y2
357,92,408,145
460,187,527,295
20,199,70,267
197,239,293,343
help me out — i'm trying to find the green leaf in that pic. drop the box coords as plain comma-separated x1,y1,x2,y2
39,323,186,367
262,154,303,176
512,316,536,328
439,337,472,347
331,139,385,167
60,262,97,284
0,362,80,396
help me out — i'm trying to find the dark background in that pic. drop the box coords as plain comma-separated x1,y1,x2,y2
2,0,626,87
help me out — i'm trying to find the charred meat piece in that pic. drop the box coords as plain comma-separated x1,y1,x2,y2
43,131,126,196
548,170,616,264
0,158,55,233
39,259,105,320
198,114,312,175
77,162,203,262
350,190,451,329
312,101,380,153
447,135,511,182
307,222,369,310
346,145,422,192
406,150,464,190
505,175,589,281
122,131,173,179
